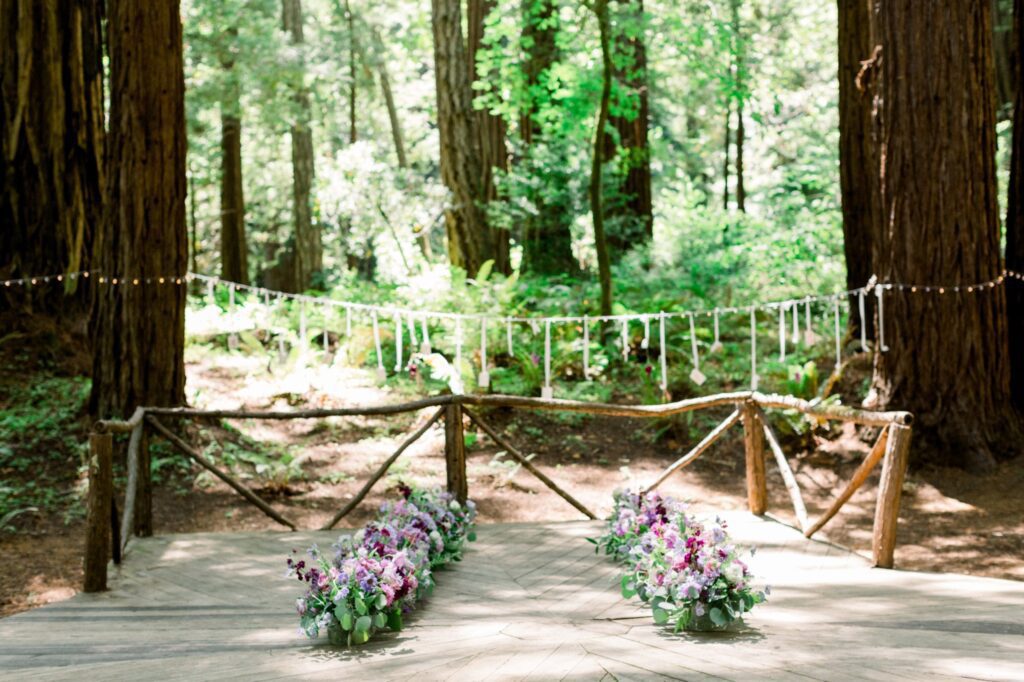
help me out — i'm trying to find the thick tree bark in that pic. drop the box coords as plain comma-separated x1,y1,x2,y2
345,0,357,144
468,0,510,275
838,0,880,337
591,0,614,317
1008,0,1023,405
869,0,1020,470
722,102,731,210
731,0,746,214
431,0,491,277
369,26,408,169
91,0,187,419
604,0,653,253
519,0,575,275
219,47,248,285
0,0,104,313
282,0,320,291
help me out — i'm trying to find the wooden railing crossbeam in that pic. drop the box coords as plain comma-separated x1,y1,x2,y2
642,410,740,493
755,406,810,533
464,408,596,520
805,426,889,538
145,415,298,531
322,406,445,530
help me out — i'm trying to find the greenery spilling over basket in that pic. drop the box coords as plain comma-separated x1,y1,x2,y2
286,484,476,646
592,490,768,632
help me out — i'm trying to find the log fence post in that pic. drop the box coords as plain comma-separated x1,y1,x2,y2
872,423,912,568
741,400,767,515
84,432,113,592
444,403,468,504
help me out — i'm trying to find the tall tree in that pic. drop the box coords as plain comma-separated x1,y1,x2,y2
838,0,880,337
1008,0,1023,405
91,0,188,418
591,0,614,317
869,0,1020,469
282,0,321,291
604,0,653,251
219,28,249,285
731,0,746,213
0,0,104,313
468,0,511,275
519,0,576,275
431,0,491,277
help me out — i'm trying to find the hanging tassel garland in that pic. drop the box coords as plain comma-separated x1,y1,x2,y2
583,316,591,379
373,312,386,382
542,320,553,399
478,319,490,388
791,301,799,345
658,313,668,391
778,304,786,362
876,286,888,351
506,318,513,356
345,306,352,338
394,314,403,372
688,313,705,385
858,291,868,351
621,319,630,361
407,315,418,352
420,317,431,355
299,299,307,354
803,298,818,346
641,315,650,350
750,308,759,390
710,309,723,353
833,298,841,369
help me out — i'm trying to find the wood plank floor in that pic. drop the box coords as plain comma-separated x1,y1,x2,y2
2,514,1022,681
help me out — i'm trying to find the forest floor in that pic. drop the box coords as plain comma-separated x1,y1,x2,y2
2,333,1023,618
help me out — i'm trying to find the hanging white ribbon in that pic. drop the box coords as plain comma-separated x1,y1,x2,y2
876,286,888,352
506,317,513,356
778,304,786,362
542,320,553,399
658,312,668,391
207,279,215,299
229,282,236,310
407,314,418,350
420,316,431,354
641,315,650,350
750,308,758,390
803,298,817,346
710,309,723,353
621,319,629,361
791,301,799,345
299,298,307,353
394,313,403,372
345,305,352,338
583,316,591,379
372,311,386,381
688,313,705,385
833,298,841,368
478,318,489,387
858,291,868,351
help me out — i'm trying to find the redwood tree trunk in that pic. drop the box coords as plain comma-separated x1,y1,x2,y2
731,0,746,214
219,53,248,285
838,0,879,338
468,0,510,275
869,0,1020,469
283,0,320,291
519,0,575,275
431,0,490,277
1008,0,1023,405
605,0,653,253
0,0,104,313
591,0,614,317
91,0,188,418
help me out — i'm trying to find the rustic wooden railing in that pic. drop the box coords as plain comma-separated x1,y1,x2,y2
83,391,912,591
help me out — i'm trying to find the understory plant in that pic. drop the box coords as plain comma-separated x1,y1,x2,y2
287,484,476,645
592,490,767,632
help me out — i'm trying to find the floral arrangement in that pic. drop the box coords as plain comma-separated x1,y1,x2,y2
287,483,476,646
592,490,767,632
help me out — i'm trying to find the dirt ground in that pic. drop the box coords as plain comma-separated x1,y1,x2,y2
2,348,1022,618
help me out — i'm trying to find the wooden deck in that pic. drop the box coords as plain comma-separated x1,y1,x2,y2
2,514,1023,681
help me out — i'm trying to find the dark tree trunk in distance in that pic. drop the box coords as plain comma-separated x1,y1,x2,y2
219,42,248,285
282,0,320,291
0,0,104,313
1008,0,1023,405
431,0,491,277
731,0,746,213
468,0,510,275
869,0,1020,470
604,0,653,254
838,0,879,337
519,0,575,275
591,0,614,317
91,0,188,419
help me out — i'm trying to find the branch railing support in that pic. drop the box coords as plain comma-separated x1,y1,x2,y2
871,423,913,568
